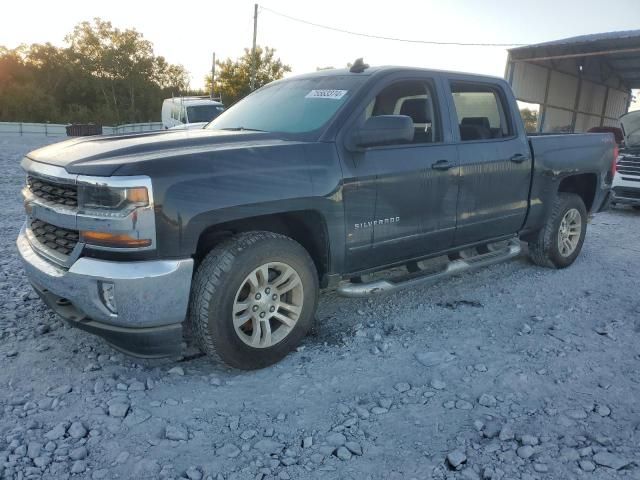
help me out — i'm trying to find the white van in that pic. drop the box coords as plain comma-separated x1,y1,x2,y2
161,97,225,130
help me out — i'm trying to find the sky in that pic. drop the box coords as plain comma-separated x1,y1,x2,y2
1,0,638,108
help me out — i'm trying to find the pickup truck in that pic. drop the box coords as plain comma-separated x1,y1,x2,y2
17,62,615,369
611,110,640,209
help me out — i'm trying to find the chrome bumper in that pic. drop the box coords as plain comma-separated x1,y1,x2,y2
17,223,194,329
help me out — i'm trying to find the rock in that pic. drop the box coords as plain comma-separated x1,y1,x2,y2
517,445,535,459
461,469,480,480
6,350,18,357
430,379,446,390
240,429,257,440
325,432,346,446
522,324,532,334
165,425,188,441
27,442,42,459
253,439,284,455
474,364,488,372
579,460,596,472
415,351,455,367
168,366,184,376
482,421,501,439
520,434,539,446
446,450,467,468
456,400,473,410
478,394,497,408
217,443,240,458
335,446,352,461
124,408,151,426
92,469,109,479
128,380,146,391
68,421,87,439
559,447,580,462
71,460,86,474
186,466,203,480
394,382,411,392
596,405,611,417
69,446,88,461
345,441,362,456
108,402,130,418
45,423,67,440
593,452,630,470
498,424,514,441
34,456,51,468
371,407,388,415
533,463,548,473
46,385,72,397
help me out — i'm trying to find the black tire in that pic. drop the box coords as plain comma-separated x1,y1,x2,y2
189,231,318,370
528,193,587,269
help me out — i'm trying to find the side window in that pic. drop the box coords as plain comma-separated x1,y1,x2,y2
364,80,440,144
451,82,512,141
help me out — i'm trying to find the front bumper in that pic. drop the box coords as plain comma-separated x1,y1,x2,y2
612,174,640,206
17,224,194,357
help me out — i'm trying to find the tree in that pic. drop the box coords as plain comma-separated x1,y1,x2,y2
0,18,189,124
520,108,539,133
206,46,291,106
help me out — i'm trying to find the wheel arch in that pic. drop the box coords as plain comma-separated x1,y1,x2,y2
557,173,598,212
193,210,330,283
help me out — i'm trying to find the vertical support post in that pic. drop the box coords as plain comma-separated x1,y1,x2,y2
250,3,258,91
571,73,583,133
538,67,552,133
211,52,216,100
599,86,610,127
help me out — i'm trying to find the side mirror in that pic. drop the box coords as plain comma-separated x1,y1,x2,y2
350,115,414,149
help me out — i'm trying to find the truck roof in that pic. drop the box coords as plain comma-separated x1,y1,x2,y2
286,65,507,84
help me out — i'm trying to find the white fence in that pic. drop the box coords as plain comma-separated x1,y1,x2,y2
0,122,163,137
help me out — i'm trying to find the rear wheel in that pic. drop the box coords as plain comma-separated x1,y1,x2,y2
528,193,587,269
189,231,318,369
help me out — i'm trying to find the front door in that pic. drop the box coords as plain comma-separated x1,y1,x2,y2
341,77,459,271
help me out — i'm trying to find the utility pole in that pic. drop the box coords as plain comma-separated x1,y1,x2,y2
210,52,216,100
250,3,258,91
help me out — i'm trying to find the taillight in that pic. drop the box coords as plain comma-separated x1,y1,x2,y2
612,144,619,174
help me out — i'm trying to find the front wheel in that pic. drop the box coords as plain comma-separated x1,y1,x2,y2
189,231,318,369
528,193,587,269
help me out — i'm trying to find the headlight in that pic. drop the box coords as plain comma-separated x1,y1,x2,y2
76,176,156,250
78,185,149,213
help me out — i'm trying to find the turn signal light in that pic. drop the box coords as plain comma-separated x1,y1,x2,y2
80,231,152,248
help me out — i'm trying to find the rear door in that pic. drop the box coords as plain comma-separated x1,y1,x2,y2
444,78,531,245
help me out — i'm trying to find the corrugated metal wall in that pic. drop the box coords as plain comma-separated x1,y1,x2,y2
506,59,630,133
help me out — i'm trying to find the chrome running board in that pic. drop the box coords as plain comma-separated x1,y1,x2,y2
337,240,521,298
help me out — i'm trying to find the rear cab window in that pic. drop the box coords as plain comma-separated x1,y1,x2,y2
450,82,513,141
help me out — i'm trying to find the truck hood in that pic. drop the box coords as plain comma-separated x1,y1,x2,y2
620,110,640,148
26,129,300,177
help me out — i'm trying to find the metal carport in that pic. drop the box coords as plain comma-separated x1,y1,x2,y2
505,30,640,133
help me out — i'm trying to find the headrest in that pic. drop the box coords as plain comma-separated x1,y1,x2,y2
399,98,430,124
461,117,491,130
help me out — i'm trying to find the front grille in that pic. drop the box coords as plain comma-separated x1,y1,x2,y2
27,175,78,208
30,219,79,256
613,187,640,200
617,154,640,176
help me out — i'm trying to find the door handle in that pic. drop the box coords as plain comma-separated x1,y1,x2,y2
510,154,528,163
431,160,452,171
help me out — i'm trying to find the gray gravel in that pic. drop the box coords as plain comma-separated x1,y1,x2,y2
1,135,640,479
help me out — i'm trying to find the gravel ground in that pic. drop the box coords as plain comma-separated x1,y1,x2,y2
1,135,640,480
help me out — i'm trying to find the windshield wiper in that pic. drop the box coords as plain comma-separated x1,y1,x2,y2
218,127,267,132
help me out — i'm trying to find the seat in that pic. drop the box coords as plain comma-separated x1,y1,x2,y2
399,98,432,143
459,124,491,141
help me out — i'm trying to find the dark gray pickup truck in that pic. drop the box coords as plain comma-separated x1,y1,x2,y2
17,63,615,369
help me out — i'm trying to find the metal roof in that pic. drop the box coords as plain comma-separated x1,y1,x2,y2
508,30,640,89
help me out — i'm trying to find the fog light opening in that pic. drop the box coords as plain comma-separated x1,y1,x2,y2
99,281,118,314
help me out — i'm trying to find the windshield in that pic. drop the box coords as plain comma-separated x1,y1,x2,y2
207,75,365,134
187,104,225,123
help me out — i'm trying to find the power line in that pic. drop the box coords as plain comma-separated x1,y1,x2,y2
259,6,526,47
